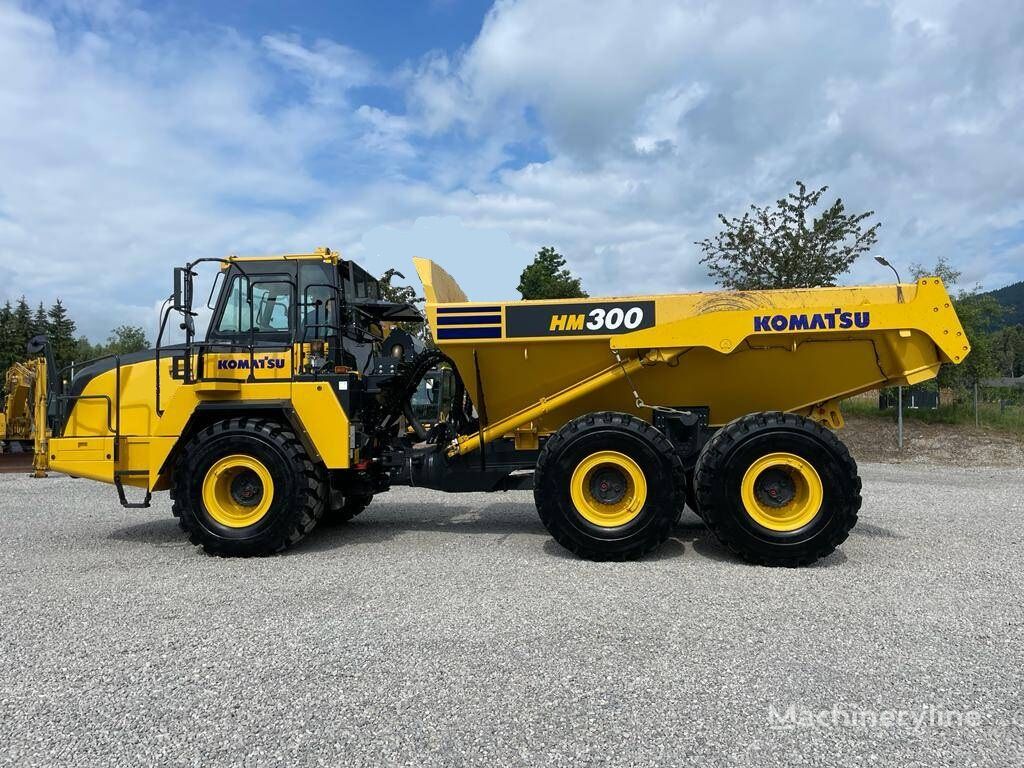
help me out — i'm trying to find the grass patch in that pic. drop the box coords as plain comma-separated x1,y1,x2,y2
843,396,1024,435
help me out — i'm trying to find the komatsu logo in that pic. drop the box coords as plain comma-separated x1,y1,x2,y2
217,357,287,370
753,309,871,333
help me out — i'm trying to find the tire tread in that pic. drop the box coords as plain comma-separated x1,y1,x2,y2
170,417,325,556
535,411,686,561
693,411,861,566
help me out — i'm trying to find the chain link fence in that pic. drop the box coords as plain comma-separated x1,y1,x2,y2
845,379,1024,447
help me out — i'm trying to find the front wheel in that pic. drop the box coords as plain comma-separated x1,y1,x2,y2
534,412,685,561
693,412,860,566
171,418,326,556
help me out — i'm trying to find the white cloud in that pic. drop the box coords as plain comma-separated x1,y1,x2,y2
386,0,1024,294
0,0,1022,345
262,34,375,102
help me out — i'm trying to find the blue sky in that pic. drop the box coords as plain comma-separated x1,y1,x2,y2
0,0,1022,342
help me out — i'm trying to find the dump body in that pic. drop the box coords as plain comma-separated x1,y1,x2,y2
414,259,968,446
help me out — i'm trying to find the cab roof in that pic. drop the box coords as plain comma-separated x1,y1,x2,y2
220,247,340,269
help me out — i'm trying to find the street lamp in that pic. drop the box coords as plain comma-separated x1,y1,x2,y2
875,255,906,451
874,255,905,304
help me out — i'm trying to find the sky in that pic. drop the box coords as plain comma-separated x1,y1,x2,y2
0,0,1022,342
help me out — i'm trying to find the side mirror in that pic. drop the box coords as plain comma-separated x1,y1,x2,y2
173,267,186,310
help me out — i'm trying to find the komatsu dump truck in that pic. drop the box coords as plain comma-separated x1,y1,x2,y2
20,248,968,565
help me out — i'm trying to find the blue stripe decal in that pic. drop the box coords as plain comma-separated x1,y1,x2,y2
437,306,502,314
436,315,501,326
436,327,502,340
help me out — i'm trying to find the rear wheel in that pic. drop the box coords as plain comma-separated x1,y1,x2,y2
535,412,685,560
694,411,860,566
171,418,326,556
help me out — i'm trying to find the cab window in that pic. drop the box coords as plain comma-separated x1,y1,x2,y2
343,262,380,302
298,262,338,339
215,277,293,334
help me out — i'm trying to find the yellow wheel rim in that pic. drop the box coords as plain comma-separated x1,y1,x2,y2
740,452,823,532
570,450,647,528
201,454,274,528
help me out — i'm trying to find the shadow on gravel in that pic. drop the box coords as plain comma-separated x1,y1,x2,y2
810,549,848,567
540,537,688,561
108,518,185,547
109,504,855,567
671,522,732,563
302,502,550,553
537,521,732,563
851,521,905,540
670,520,851,568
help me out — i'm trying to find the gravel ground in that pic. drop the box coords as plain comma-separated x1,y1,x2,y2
1,463,1022,767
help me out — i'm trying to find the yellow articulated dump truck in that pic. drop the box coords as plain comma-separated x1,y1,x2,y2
21,248,967,565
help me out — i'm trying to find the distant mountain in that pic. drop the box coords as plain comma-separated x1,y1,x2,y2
982,280,1024,328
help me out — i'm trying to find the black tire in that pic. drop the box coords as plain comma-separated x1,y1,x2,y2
694,411,860,567
534,411,686,561
171,418,326,556
324,492,373,524
684,468,702,520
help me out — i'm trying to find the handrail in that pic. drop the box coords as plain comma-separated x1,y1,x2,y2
52,354,121,460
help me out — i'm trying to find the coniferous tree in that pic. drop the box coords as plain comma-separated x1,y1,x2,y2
46,299,77,371
0,301,14,377
12,297,32,359
32,302,49,339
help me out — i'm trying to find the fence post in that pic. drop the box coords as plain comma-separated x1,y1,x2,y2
974,381,979,427
897,385,904,451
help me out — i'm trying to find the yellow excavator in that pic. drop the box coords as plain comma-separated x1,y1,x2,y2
0,336,51,477
9,249,968,565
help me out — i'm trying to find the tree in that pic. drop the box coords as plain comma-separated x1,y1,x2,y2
909,255,960,287
518,247,588,300
379,268,423,309
0,301,14,382
951,293,1004,386
992,324,1024,378
379,268,427,338
32,302,49,339
12,297,32,360
46,299,77,371
697,181,880,290
73,336,101,363
104,325,149,355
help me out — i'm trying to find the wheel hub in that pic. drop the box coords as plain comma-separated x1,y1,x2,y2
753,467,795,508
569,450,648,529
229,469,264,507
590,467,627,505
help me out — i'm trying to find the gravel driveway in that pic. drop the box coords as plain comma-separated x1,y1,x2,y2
1,463,1021,767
